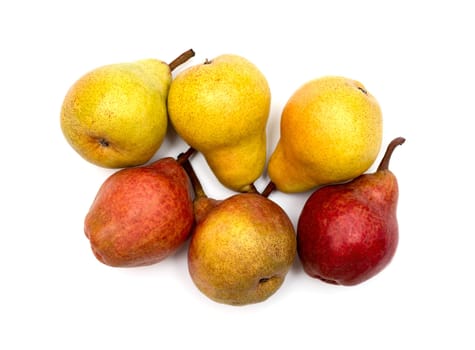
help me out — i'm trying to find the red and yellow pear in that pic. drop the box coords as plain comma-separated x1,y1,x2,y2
84,152,195,267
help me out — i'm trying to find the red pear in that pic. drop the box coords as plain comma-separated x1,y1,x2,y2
84,156,194,267
297,137,405,285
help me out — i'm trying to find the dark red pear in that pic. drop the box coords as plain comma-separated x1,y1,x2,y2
297,137,405,286
84,155,194,267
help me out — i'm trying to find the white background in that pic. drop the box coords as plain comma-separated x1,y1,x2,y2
1,1,474,349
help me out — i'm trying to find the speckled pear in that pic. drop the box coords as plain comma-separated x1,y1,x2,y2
167,54,271,192
268,76,383,193
84,156,194,267
180,160,296,306
188,193,296,306
61,50,194,168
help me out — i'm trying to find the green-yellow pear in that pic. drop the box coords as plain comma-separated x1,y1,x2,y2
61,50,194,168
167,54,271,192
268,76,383,193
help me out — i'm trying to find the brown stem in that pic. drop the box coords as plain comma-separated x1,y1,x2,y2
181,159,207,200
176,147,196,165
168,49,195,71
377,137,406,171
261,181,276,198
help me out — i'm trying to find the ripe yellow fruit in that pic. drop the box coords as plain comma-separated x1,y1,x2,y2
167,54,271,192
268,76,383,193
61,59,171,168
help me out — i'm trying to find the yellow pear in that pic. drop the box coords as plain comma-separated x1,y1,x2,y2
61,50,194,168
167,54,271,192
268,76,383,193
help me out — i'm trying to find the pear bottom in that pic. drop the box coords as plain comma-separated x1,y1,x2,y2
267,143,317,193
204,136,266,192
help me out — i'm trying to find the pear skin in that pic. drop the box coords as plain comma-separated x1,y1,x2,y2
61,59,171,168
268,76,383,193
204,131,266,192
167,54,270,192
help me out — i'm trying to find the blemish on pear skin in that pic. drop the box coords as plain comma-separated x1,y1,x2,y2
357,86,368,95
99,138,110,147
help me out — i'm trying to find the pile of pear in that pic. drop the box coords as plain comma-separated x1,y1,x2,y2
60,49,405,306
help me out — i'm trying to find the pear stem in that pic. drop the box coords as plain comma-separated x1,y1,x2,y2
176,147,196,165
261,181,276,198
169,49,195,71
377,137,406,171
181,159,208,200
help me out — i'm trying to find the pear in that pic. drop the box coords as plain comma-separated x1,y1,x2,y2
167,54,271,192
297,137,405,285
189,194,296,306
61,49,194,168
181,160,296,306
84,152,194,267
268,76,383,193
